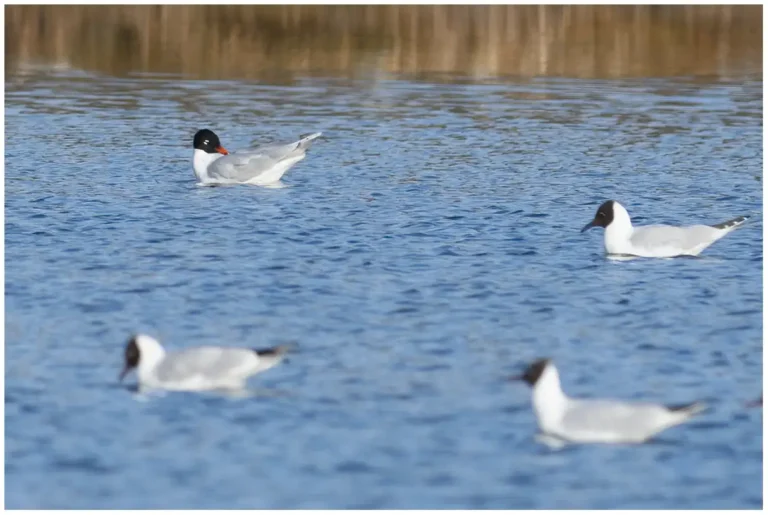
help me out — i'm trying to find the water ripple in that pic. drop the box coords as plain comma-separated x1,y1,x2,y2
4,69,762,509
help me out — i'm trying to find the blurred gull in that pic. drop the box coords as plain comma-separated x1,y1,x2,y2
119,334,291,392
510,358,706,445
581,200,748,258
192,128,322,186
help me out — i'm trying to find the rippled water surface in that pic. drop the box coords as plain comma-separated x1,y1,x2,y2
5,68,763,509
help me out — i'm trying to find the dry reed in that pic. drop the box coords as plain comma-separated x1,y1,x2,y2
5,5,762,79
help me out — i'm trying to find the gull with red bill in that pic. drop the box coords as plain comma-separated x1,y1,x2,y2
192,128,322,186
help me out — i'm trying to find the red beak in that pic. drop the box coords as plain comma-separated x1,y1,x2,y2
216,146,229,155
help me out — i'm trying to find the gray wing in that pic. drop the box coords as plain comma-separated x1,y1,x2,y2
630,224,720,255
207,132,321,182
207,152,282,182
560,399,668,439
156,347,259,383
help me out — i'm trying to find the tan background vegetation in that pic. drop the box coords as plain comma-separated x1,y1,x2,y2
5,5,762,79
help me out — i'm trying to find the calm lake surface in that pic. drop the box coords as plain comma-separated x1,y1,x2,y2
5,67,762,508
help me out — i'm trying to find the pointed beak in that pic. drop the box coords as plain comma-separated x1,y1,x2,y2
216,146,229,155
119,366,130,382
581,219,598,233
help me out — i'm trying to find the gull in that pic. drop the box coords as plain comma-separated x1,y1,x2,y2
192,128,322,186
581,200,748,257
510,358,706,444
119,334,291,392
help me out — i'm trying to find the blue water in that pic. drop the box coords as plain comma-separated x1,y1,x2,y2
5,68,762,509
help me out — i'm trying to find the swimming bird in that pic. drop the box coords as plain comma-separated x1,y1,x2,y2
510,358,706,444
192,128,322,186
581,200,748,258
119,334,291,392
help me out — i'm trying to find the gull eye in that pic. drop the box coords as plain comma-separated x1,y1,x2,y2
203,140,209,145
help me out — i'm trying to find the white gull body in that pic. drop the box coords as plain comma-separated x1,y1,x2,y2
192,129,322,186
512,359,706,444
582,200,748,258
120,334,290,392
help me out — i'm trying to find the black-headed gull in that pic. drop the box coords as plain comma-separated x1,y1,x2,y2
581,200,748,258
192,129,322,186
119,334,291,392
510,358,706,444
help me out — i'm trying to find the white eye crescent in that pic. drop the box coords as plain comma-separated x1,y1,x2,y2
204,140,209,145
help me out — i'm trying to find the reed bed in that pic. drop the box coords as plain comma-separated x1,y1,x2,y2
5,5,762,79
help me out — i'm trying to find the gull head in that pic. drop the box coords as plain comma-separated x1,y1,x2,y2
193,128,228,155
119,334,165,382
509,358,551,387
581,200,617,232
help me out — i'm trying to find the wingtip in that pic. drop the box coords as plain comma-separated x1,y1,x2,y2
711,215,750,230
254,343,296,358
300,131,322,141
667,401,707,416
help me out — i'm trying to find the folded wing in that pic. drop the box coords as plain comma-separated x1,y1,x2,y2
156,347,260,383
207,133,322,183
630,224,720,255
560,399,671,441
